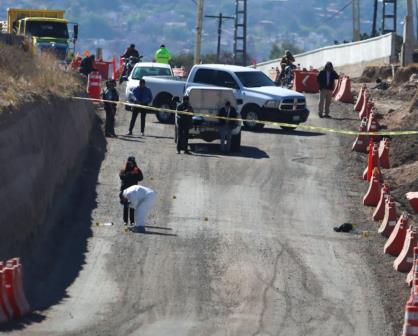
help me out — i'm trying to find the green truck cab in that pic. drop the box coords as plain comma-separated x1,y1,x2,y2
6,8,78,62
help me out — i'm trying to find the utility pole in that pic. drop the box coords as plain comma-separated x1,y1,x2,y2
352,0,360,41
205,13,235,63
415,0,418,40
401,0,414,66
372,0,378,37
194,0,204,65
234,0,247,66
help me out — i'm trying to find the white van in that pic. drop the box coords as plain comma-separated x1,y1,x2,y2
175,86,242,152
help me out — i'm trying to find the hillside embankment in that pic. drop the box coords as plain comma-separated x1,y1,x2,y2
0,42,96,259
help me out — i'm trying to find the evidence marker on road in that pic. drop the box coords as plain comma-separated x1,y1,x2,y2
93,222,114,227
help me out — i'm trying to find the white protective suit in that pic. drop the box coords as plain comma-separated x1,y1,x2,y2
122,185,156,228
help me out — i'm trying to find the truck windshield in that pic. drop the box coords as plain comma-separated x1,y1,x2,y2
132,67,172,80
235,71,275,88
26,21,69,39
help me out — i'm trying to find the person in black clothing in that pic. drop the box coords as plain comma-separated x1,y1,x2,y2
317,61,339,118
176,96,194,154
119,156,144,226
122,44,140,59
218,101,238,153
102,80,119,137
79,54,95,76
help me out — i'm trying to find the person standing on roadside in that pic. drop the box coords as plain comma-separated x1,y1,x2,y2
176,96,194,154
217,101,238,153
121,185,156,233
102,80,119,138
317,61,339,118
128,79,153,136
119,156,143,226
154,44,172,64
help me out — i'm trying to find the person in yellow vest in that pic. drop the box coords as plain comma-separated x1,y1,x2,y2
154,44,171,64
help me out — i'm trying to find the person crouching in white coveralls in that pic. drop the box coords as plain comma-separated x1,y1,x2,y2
122,185,156,233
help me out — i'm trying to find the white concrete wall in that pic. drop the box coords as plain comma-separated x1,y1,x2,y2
257,33,396,77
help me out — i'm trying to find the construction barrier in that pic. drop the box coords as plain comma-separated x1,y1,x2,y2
0,258,30,323
394,227,417,273
352,118,369,153
172,66,187,78
378,138,391,169
94,61,111,80
332,76,342,97
353,85,367,112
363,174,381,206
0,262,12,322
87,71,102,100
359,100,374,120
407,248,418,287
378,196,398,237
407,192,418,213
292,70,319,93
367,111,380,133
3,259,30,318
334,75,354,103
70,54,82,70
403,304,418,336
372,184,390,221
384,213,410,256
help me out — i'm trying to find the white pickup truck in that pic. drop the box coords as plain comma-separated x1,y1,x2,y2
144,64,309,131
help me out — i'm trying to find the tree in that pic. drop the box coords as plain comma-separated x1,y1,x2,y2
269,42,303,60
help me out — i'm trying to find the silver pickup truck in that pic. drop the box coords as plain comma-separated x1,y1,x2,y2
143,64,309,131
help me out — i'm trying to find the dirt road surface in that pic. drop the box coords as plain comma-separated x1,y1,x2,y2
5,95,391,336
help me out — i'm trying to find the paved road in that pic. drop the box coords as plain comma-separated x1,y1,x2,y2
7,95,389,336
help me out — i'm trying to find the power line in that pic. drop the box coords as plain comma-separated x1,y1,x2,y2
319,0,353,26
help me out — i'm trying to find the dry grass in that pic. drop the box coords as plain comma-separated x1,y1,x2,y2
0,41,84,110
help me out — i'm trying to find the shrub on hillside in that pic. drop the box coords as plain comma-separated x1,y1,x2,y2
0,42,83,108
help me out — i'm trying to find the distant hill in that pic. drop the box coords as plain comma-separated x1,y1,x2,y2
0,0,408,62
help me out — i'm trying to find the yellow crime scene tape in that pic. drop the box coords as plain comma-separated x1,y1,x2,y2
72,96,418,137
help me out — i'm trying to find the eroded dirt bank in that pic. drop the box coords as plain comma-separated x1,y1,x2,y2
0,96,95,259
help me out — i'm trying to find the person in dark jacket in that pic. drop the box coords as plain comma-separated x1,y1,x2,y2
102,80,119,137
128,79,153,136
122,44,140,59
176,96,194,154
317,61,339,118
79,54,95,76
119,156,144,226
217,101,238,153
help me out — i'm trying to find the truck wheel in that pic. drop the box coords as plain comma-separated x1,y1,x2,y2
155,95,175,124
230,132,241,152
242,106,264,131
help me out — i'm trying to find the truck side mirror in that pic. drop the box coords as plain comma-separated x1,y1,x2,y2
73,24,78,41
